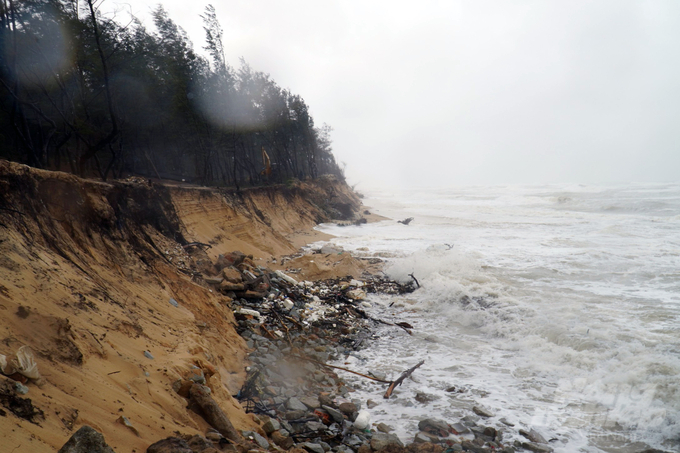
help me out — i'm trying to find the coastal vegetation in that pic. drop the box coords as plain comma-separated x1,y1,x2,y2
0,0,343,185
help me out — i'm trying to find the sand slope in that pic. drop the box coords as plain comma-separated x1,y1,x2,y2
0,160,361,451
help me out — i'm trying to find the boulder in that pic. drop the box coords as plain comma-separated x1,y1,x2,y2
215,252,246,272
370,432,403,451
222,267,243,283
58,426,115,453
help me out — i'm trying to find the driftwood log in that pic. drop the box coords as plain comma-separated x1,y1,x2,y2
384,360,425,399
189,383,242,443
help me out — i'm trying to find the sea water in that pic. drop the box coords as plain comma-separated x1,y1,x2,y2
315,183,680,453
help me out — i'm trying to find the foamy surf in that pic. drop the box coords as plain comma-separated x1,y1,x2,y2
318,183,680,452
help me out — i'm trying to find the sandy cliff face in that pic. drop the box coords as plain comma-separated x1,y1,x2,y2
0,160,360,452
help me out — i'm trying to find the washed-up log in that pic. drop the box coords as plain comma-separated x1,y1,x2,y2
293,355,392,384
384,360,425,399
189,383,242,443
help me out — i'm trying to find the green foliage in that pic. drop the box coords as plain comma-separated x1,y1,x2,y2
0,1,343,185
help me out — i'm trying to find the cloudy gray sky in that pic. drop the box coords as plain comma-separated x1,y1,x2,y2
110,0,680,188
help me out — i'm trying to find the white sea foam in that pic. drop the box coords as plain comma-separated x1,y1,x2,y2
319,183,680,452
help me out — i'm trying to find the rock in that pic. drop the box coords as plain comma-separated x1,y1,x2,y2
472,406,494,418
187,435,215,452
460,441,490,453
146,437,194,453
143,350,154,359
519,428,548,444
499,418,514,427
376,423,392,433
243,430,269,449
169,298,179,307
117,415,140,436
450,423,470,435
286,397,308,411
220,281,246,292
346,289,366,300
418,419,449,437
306,421,327,432
187,366,206,384
215,252,246,271
320,244,343,254
58,426,115,453
285,409,307,420
521,442,553,453
322,404,345,423
371,432,404,450
415,392,437,404
300,442,326,453
262,417,281,434
300,396,320,409
204,276,224,285
205,432,224,442
413,432,434,444
222,267,243,283
338,402,357,415
357,445,372,453
366,399,379,409
406,442,445,453
14,382,29,395
272,431,294,449
353,410,370,429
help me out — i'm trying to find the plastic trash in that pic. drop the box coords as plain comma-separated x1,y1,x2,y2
353,410,371,430
14,346,40,379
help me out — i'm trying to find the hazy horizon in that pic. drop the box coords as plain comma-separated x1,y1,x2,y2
109,0,680,188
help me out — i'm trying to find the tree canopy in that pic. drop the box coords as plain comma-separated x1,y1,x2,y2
0,0,343,185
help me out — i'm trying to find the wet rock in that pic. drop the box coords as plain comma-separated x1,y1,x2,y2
371,432,404,450
287,397,308,411
262,417,281,434
144,350,154,359
169,298,179,307
338,402,357,415
306,420,327,432
415,392,437,404
407,441,445,453
450,423,469,435
285,410,307,420
472,406,494,418
521,442,553,453
243,430,269,449
519,428,548,444
376,423,392,433
366,400,379,409
460,440,491,453
413,432,440,444
418,419,449,437
300,442,326,453
322,404,345,423
300,396,320,409
358,445,372,453
499,418,514,427
58,425,115,453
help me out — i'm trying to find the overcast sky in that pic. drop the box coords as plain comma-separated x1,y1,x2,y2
108,0,680,188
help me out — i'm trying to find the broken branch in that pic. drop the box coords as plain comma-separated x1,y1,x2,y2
384,360,425,399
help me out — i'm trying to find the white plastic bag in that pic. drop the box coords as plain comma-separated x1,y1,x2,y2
14,346,40,379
